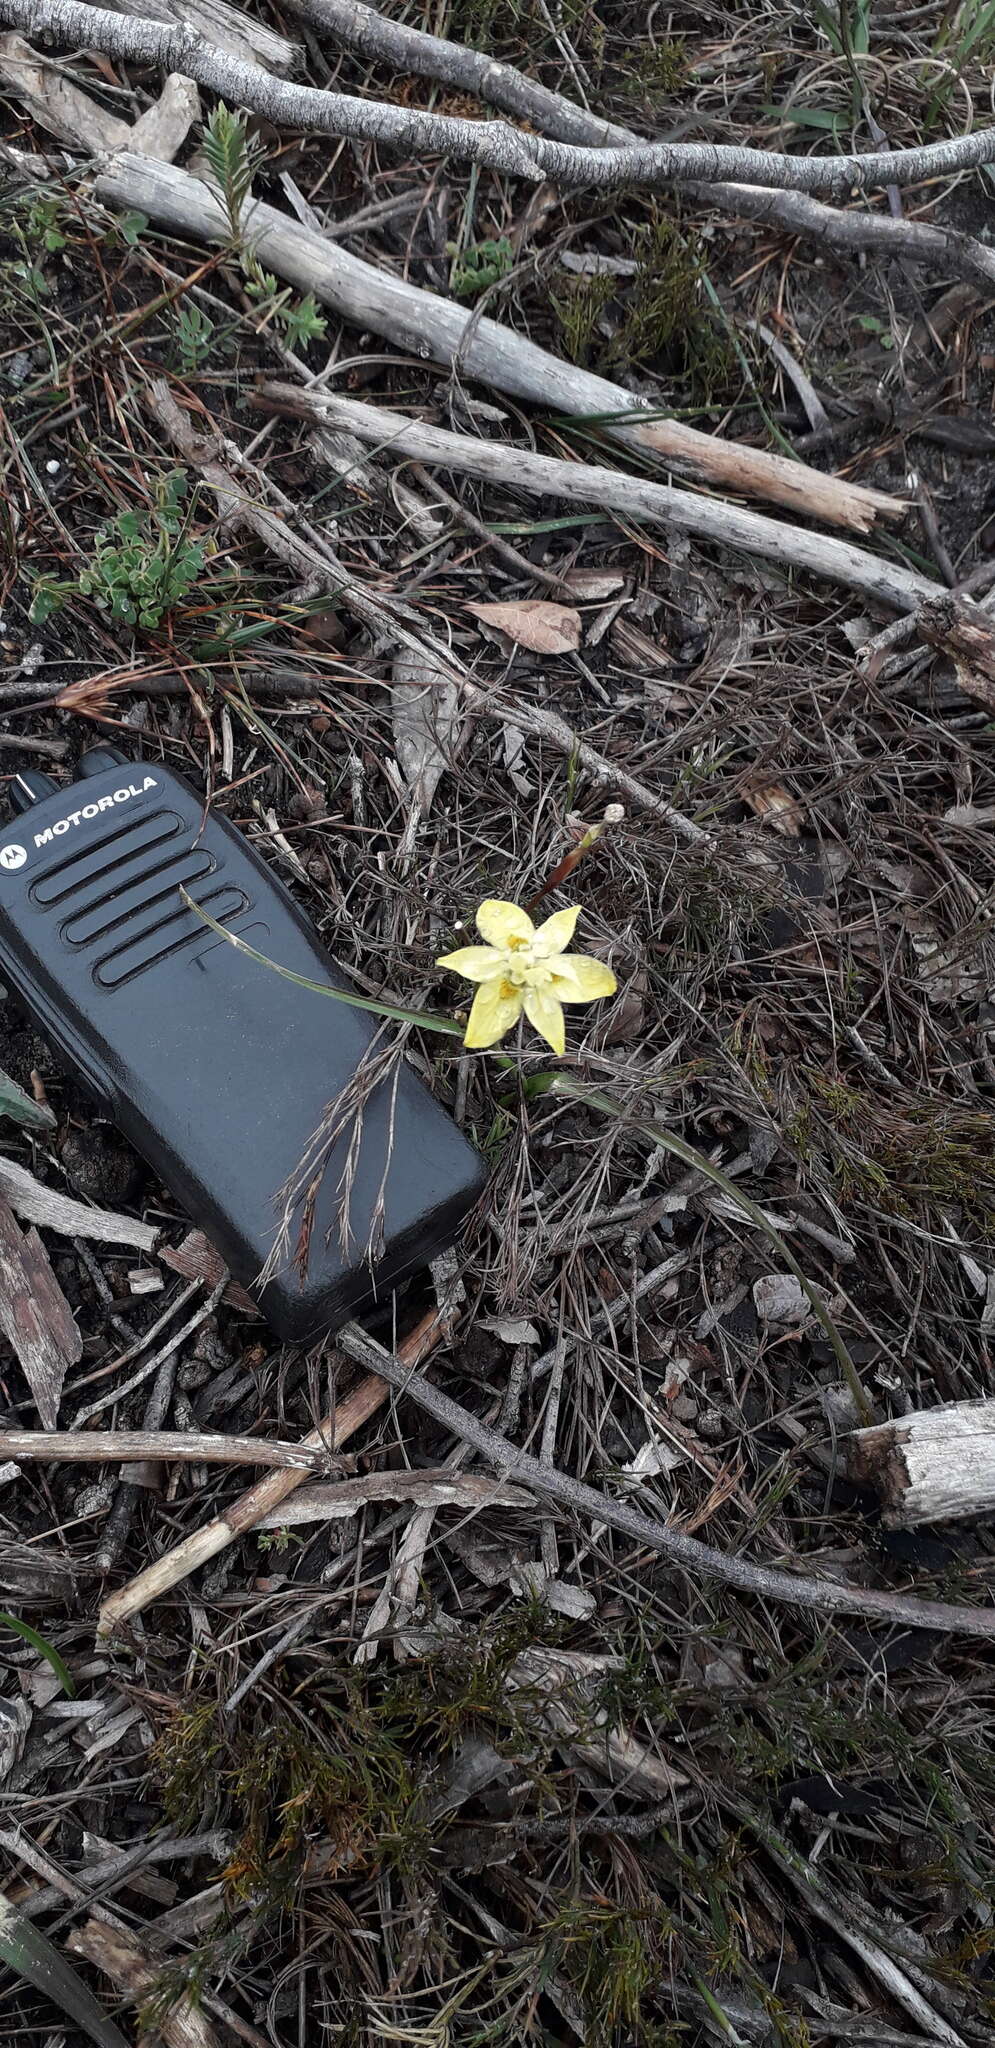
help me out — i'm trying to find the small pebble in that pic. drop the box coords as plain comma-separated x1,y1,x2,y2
61,1126,142,1207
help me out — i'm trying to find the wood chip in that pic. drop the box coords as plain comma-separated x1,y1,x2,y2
158,1229,257,1312
66,1917,220,2048
745,782,804,836
0,1157,158,1253
0,1197,81,1429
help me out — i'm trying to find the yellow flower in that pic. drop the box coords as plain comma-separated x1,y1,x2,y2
437,899,616,1055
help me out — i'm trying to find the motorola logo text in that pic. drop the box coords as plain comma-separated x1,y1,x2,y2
0,845,26,871
32,777,158,849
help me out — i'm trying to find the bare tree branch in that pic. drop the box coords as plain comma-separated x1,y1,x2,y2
335,1322,995,1641
264,382,939,613
95,151,900,533
2,0,995,196
286,0,634,145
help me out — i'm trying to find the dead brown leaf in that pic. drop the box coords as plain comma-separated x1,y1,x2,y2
745,782,804,837
558,567,627,601
468,599,581,655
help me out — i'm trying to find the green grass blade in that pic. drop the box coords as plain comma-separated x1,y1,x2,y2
0,1065,56,1132
181,893,463,1036
0,1611,75,1696
0,1899,128,2048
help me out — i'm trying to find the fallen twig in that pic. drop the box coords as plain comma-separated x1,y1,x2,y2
287,0,632,145
918,592,995,713
683,181,995,295
4,0,995,197
0,1429,349,1470
271,383,937,613
96,1302,452,1635
93,153,898,531
144,379,713,845
255,1467,531,1526
0,1196,81,1430
334,1323,995,1639
849,1400,995,1528
0,1156,158,1251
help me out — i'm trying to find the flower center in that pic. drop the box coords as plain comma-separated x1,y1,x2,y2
500,940,553,989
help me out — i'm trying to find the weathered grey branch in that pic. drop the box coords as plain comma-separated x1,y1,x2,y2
287,1,995,295
684,180,995,295
3,0,994,197
849,1401,995,1526
287,0,632,145
264,383,940,613
109,0,298,72
92,154,898,532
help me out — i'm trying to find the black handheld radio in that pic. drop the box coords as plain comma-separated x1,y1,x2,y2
0,749,484,1338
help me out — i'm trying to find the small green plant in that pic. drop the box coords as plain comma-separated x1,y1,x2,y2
77,471,209,629
29,573,71,625
201,105,327,350
552,219,732,394
627,35,688,95
172,300,215,374
856,311,894,349
23,192,69,253
243,258,327,348
550,270,616,365
202,102,264,241
447,234,515,299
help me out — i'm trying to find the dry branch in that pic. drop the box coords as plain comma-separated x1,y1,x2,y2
255,1468,531,1527
96,1303,451,1634
0,1154,159,1250
849,1401,995,1527
684,181,995,295
266,384,939,614
0,1428,348,1469
334,1325,995,1640
918,593,995,714
66,1918,219,2048
4,0,995,196
109,0,298,71
143,377,714,845
92,154,898,532
288,0,632,145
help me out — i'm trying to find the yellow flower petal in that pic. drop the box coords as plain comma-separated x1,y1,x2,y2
550,956,617,1003
523,984,565,1055
533,905,580,956
464,978,524,1049
476,899,534,949
436,946,505,983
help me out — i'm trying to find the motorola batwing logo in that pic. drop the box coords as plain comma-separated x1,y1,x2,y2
0,845,26,871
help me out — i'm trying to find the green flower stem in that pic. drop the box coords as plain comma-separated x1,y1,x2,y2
525,1071,872,1424
182,894,464,1036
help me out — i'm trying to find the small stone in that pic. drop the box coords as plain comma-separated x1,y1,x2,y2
753,1273,809,1326
61,1126,142,1208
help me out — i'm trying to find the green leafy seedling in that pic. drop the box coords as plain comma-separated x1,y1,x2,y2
448,235,515,299
172,300,215,374
78,471,209,630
